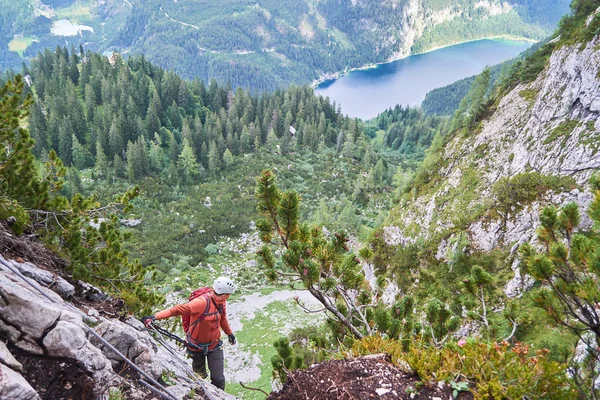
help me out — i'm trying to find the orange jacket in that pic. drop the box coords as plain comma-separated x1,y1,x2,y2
155,292,233,351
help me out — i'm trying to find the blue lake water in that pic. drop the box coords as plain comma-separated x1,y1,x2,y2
315,38,534,120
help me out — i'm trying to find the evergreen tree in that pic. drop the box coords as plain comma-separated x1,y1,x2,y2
95,140,109,178
178,138,200,184
266,128,279,154
208,140,221,176
113,154,126,178
520,184,600,395
0,76,46,210
28,100,47,157
256,170,381,340
108,118,123,159
58,117,73,165
222,148,234,167
71,134,91,169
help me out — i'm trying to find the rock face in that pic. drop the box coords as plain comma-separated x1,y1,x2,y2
384,34,600,256
0,258,238,400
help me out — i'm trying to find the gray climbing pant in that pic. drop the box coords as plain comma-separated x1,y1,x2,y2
190,348,225,390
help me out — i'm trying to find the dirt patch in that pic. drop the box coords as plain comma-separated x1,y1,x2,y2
0,222,125,318
268,354,473,400
0,222,66,272
11,347,96,400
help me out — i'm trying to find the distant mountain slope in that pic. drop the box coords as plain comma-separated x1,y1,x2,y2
379,3,600,286
0,0,570,91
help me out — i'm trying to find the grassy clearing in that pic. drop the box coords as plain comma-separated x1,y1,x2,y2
227,299,324,399
8,37,33,56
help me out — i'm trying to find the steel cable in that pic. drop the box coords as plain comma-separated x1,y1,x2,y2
0,255,179,400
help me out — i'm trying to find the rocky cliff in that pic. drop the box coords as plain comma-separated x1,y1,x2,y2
382,13,600,295
0,254,235,400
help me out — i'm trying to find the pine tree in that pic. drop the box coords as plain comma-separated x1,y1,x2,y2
71,134,91,169
520,184,600,394
58,117,73,165
28,100,47,157
222,148,234,167
148,134,164,174
95,140,109,178
255,170,382,340
208,140,221,177
266,128,279,153
178,138,200,184
108,118,123,159
113,154,126,178
0,76,46,209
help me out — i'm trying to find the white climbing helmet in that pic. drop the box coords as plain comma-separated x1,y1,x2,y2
213,276,236,294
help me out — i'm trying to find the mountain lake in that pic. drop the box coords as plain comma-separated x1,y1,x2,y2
315,38,534,120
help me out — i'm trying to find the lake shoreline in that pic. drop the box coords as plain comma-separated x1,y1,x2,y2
310,35,538,89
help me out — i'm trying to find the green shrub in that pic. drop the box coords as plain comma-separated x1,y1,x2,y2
492,172,577,216
348,335,575,400
0,197,29,235
543,120,580,145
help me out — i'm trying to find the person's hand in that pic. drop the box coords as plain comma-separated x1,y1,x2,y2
228,334,236,345
141,315,156,327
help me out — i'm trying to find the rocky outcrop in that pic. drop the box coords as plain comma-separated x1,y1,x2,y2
0,258,237,399
384,34,600,255
380,32,600,303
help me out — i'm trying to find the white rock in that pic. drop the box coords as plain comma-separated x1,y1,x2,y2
0,363,40,400
0,340,22,371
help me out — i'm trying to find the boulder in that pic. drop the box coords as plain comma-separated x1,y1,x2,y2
93,319,162,378
0,257,238,399
0,341,22,371
0,363,40,400
9,260,75,298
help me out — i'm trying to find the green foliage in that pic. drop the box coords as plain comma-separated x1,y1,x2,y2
348,335,574,399
492,172,577,216
516,40,556,83
108,387,125,400
450,380,469,399
256,169,379,340
543,119,580,145
520,182,600,396
271,337,305,382
518,88,539,102
0,76,162,313
450,67,491,132
422,75,475,116
425,298,460,345
374,105,448,156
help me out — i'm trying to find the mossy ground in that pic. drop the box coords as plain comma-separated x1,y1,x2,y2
227,299,324,399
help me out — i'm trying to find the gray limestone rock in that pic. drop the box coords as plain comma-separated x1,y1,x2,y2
0,257,237,399
93,319,161,378
0,341,22,371
9,260,75,298
0,363,40,400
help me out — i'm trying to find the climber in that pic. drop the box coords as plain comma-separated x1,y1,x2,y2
142,276,237,390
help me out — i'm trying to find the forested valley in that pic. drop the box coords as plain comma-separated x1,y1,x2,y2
0,0,599,399
5,46,446,287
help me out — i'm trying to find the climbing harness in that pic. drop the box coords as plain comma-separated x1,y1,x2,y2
150,324,221,355
148,324,218,400
0,255,179,400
